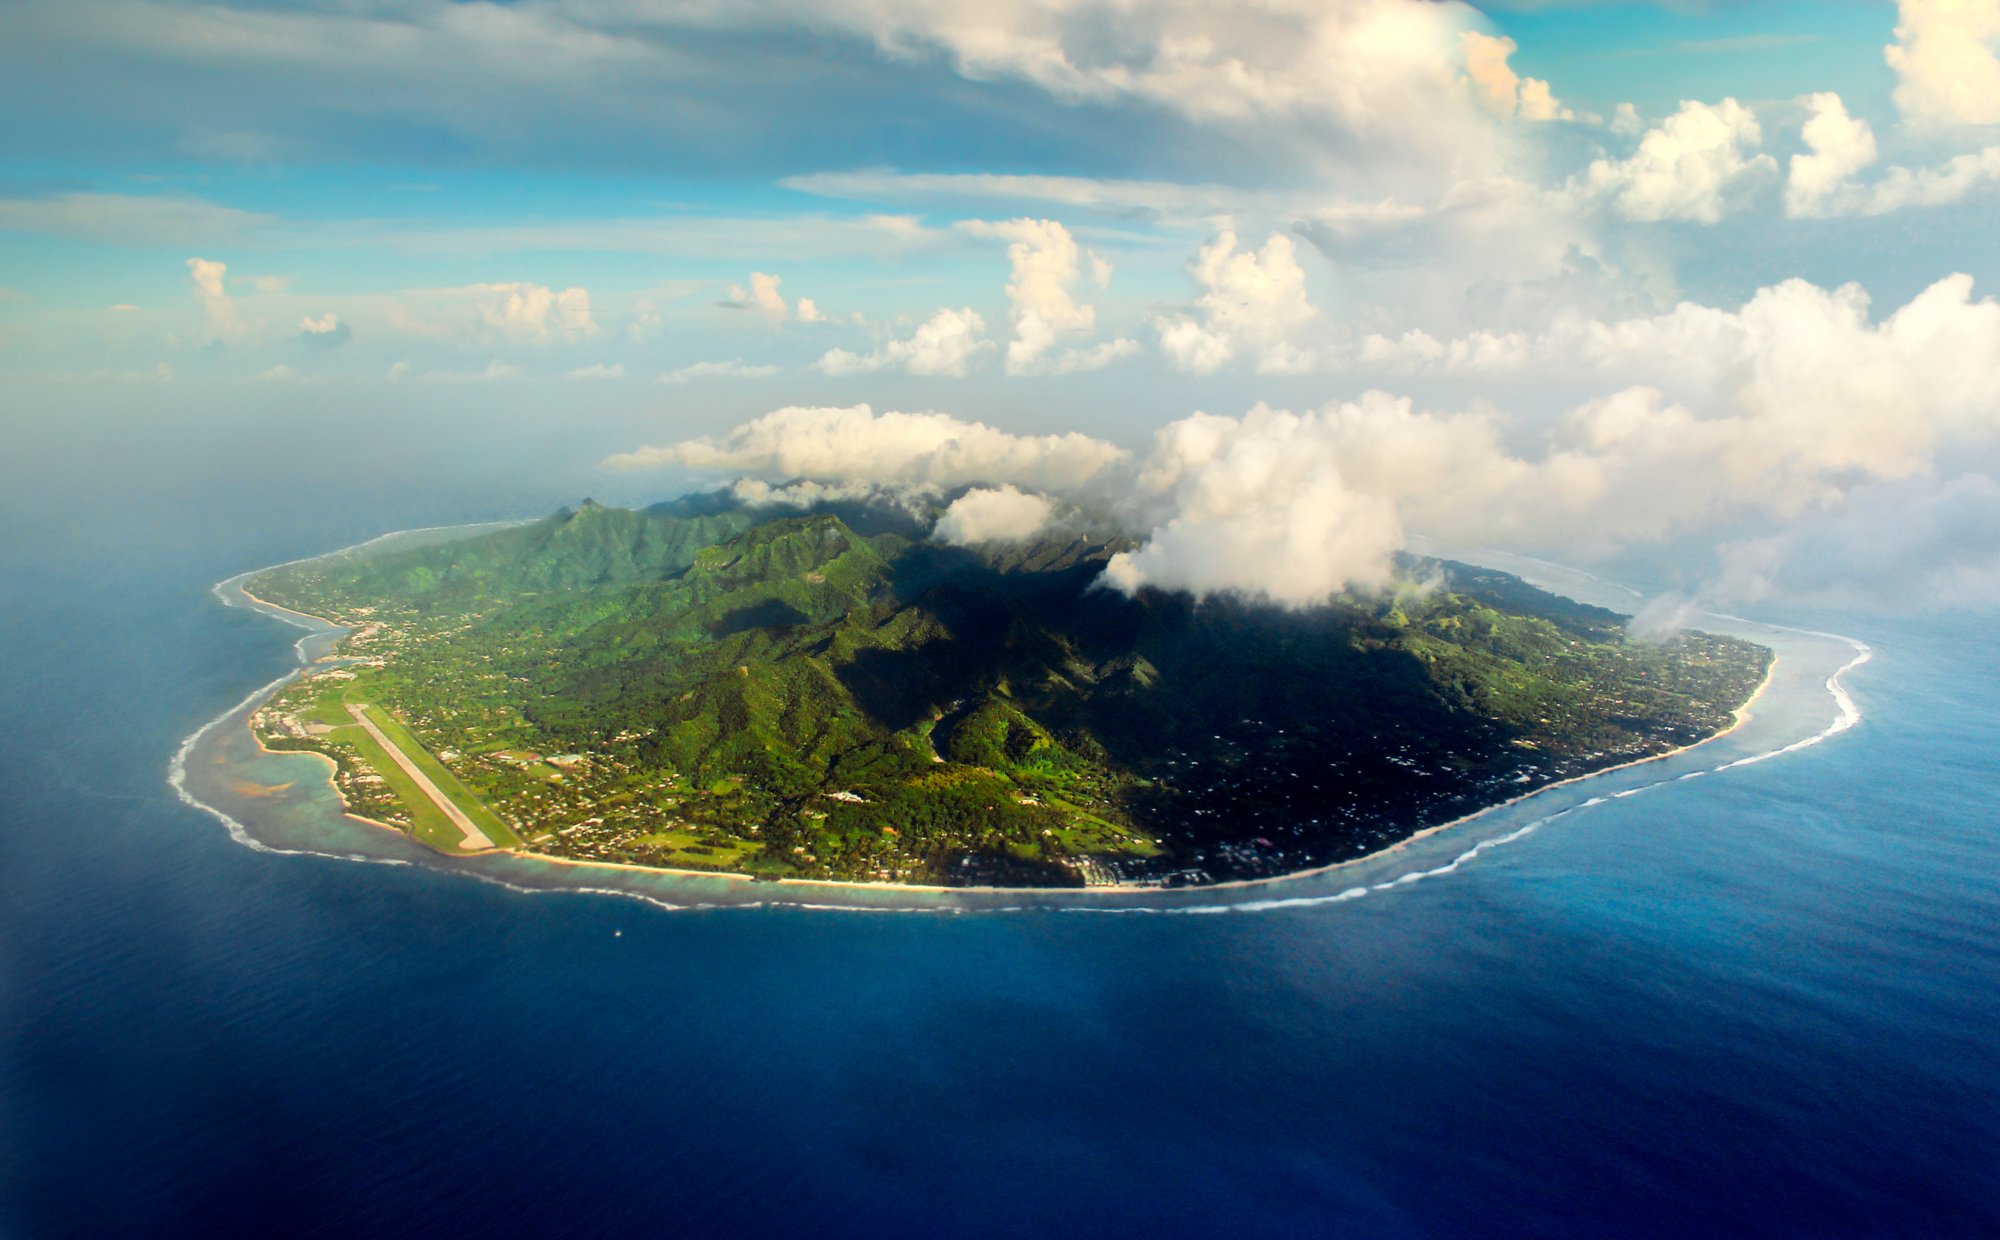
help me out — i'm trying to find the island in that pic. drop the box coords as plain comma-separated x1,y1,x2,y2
242,493,1772,888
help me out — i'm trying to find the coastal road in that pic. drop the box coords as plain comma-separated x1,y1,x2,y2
346,703,494,851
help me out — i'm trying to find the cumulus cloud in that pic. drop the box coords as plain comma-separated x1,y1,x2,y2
611,270,2000,608
380,281,599,343
1461,31,1570,122
933,485,1058,545
299,311,352,348
1886,0,2000,129
186,256,245,342
719,271,835,324
722,272,791,322
968,218,1136,374
1105,274,2000,602
567,362,626,380
1154,229,1322,373
961,217,1135,375
817,308,994,377
659,359,780,383
474,282,596,341
1786,92,1879,218
1101,404,1415,604
606,403,1127,492
1857,145,2000,214
1574,99,1777,223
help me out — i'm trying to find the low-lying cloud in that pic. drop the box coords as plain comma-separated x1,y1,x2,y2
609,272,2000,609
607,404,1128,492
933,485,1058,545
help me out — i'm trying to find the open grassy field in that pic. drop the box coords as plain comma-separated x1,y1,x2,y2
282,673,522,852
357,702,522,849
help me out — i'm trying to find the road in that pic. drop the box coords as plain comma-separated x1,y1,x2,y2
346,703,495,851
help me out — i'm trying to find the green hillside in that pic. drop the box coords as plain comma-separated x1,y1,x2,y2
249,494,1771,887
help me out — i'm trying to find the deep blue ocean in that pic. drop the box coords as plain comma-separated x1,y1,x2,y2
3,403,1998,1238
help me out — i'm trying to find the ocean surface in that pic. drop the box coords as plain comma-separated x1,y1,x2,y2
4,408,1999,1237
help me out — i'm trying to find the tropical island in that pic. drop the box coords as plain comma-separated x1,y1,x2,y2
243,493,1772,888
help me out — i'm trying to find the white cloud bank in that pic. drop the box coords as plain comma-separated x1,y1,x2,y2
610,273,2000,608
1154,229,1321,374
817,308,994,377
1887,0,2000,129
1574,99,1776,223
607,404,1128,492
473,282,596,341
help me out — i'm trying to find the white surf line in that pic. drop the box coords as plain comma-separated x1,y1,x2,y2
166,670,412,867
169,520,532,867
1065,613,1876,915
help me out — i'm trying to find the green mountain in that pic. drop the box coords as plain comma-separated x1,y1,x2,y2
249,494,1771,887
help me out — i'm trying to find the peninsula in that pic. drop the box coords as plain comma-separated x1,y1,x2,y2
244,494,1771,887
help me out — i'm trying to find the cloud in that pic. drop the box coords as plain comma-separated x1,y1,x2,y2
1101,404,1413,604
1461,31,1571,122
784,170,1243,221
1858,145,2000,214
377,281,600,342
1327,276,2000,458
606,403,1128,492
567,362,626,380
933,485,1058,545
816,307,994,377
1574,99,1776,223
4,0,1509,191
0,193,271,246
473,282,595,341
1153,229,1321,374
186,256,245,342
960,217,1136,375
299,311,351,348
621,270,2000,608
659,359,780,384
722,272,791,322
729,477,944,515
1717,475,2000,608
1785,92,1878,218
1886,0,2000,129
1032,337,1143,375
417,359,521,382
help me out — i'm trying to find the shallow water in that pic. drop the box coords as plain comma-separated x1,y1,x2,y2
4,417,1998,1237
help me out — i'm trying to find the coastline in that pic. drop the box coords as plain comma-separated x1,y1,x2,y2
207,535,1793,900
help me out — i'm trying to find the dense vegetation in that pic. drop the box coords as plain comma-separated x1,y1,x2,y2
250,493,1771,887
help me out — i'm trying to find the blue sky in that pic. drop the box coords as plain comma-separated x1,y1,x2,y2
6,0,2000,606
